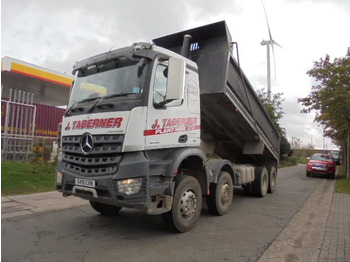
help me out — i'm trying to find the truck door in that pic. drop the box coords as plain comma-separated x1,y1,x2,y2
144,58,200,150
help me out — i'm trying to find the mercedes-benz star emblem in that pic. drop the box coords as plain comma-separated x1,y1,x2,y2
81,133,93,154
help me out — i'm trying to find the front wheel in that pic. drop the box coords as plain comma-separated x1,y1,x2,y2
207,171,233,215
162,175,202,233
89,201,122,216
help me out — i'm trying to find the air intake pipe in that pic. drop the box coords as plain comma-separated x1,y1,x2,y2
180,34,193,58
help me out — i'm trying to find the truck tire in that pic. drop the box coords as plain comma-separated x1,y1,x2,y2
89,201,122,216
162,175,202,233
207,171,233,215
252,166,269,197
268,166,277,193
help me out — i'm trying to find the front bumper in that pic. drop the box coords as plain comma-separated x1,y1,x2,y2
56,151,173,212
57,151,150,208
307,167,335,177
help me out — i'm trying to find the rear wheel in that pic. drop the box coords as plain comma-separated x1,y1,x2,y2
89,201,122,216
162,175,202,233
207,171,233,215
268,166,277,193
252,166,269,197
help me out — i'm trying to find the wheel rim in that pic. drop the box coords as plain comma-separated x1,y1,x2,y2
179,189,197,220
220,182,231,206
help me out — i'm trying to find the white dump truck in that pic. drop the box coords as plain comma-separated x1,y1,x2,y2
56,21,280,232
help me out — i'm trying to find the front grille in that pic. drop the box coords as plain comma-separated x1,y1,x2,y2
62,134,124,177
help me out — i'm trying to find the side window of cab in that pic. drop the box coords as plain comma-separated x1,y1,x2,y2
153,63,183,107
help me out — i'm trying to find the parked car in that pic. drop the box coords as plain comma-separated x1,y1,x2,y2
330,151,341,165
306,153,336,179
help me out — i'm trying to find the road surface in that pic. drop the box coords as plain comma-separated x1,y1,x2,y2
2,165,325,262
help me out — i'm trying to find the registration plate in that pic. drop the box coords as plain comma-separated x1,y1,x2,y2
313,164,326,171
75,178,96,188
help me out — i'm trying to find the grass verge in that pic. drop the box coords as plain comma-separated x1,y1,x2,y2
335,165,350,194
279,156,298,168
1,162,56,196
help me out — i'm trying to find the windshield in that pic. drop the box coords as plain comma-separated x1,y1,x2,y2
67,57,144,108
311,154,333,161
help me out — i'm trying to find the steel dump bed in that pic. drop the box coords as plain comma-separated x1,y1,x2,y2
153,21,279,163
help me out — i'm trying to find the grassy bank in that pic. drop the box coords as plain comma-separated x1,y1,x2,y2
279,156,299,168
335,166,350,194
1,162,56,196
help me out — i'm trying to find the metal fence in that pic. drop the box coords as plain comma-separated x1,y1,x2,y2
1,88,36,161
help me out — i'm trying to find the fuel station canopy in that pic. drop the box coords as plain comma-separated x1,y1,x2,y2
1,57,74,106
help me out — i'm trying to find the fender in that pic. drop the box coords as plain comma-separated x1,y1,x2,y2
205,159,235,184
167,147,207,176
165,147,209,195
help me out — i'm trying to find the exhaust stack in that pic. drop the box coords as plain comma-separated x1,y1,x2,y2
180,34,192,58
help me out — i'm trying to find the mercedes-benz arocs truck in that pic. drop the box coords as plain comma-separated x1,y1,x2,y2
56,21,280,232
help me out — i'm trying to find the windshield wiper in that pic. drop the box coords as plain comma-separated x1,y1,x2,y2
105,93,138,99
65,96,101,116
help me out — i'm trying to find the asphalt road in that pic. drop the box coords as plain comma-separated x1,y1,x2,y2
2,165,324,262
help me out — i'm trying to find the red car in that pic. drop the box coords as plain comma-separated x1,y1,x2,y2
306,153,336,179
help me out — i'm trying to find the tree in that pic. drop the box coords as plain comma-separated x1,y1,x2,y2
290,137,303,150
280,135,291,159
305,143,315,150
298,55,350,178
256,89,290,159
256,89,285,134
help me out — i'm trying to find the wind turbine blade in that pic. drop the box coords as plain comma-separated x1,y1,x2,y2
261,0,273,41
273,40,283,49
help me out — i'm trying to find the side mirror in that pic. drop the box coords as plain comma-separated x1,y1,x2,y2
166,57,185,101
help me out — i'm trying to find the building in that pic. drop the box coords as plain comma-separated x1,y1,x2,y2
1,57,74,161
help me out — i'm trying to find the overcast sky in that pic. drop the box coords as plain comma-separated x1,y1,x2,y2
2,0,350,150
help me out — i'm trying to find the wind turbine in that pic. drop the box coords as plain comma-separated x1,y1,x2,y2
260,0,282,99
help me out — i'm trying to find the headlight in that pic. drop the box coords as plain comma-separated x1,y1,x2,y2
117,178,142,195
56,172,63,185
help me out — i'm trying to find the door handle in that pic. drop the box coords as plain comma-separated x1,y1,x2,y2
178,135,188,143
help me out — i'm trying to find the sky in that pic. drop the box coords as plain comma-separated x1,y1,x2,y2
2,0,350,150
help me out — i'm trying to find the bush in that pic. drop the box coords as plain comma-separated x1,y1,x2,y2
298,157,309,164
279,156,297,168
289,156,298,165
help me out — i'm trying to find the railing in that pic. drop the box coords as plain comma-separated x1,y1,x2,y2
1,88,36,161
